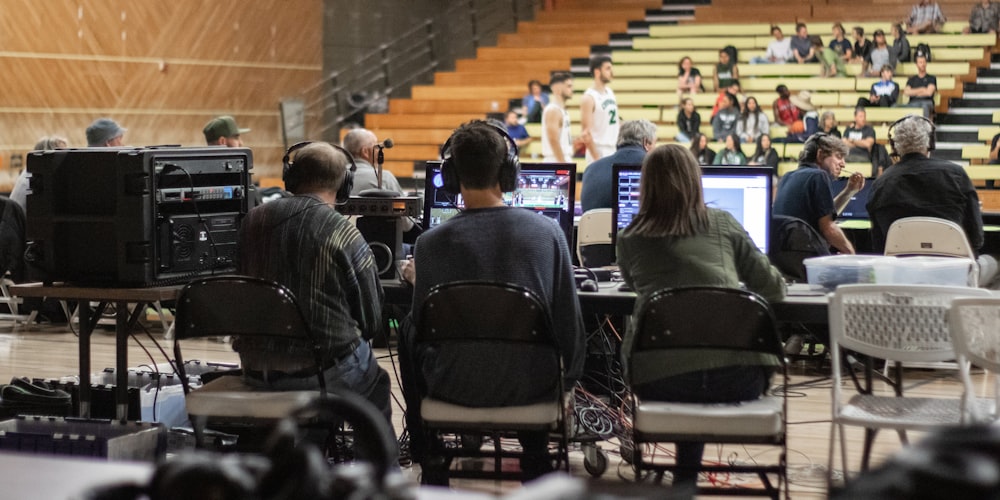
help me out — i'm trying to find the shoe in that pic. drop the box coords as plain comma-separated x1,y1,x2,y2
784,334,805,356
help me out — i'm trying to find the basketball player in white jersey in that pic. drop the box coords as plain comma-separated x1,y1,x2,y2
542,72,574,163
580,56,619,162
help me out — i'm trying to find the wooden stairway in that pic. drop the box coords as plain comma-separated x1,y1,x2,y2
364,0,663,179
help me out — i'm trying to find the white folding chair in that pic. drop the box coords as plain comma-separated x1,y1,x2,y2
884,216,979,287
827,284,992,486
949,296,1000,424
576,208,614,267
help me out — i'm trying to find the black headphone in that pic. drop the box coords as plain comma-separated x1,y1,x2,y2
282,141,357,203
439,123,520,195
888,114,936,157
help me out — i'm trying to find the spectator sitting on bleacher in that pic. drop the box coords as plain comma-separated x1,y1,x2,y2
773,85,804,137
858,65,901,107
965,0,1000,33
829,23,853,63
521,79,550,123
676,97,701,142
989,129,1000,188
843,108,876,163
712,93,740,142
751,25,793,64
891,23,911,62
903,54,937,118
677,56,703,96
712,80,744,116
819,111,842,138
851,26,873,64
908,0,947,34
791,23,818,63
815,36,847,77
749,135,780,168
737,96,770,145
714,49,739,93
864,30,897,77
713,134,747,165
504,110,532,149
690,133,716,165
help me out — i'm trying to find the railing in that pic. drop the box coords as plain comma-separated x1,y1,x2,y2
302,0,541,141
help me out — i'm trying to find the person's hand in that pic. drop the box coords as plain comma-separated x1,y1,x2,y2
400,256,415,285
847,171,865,192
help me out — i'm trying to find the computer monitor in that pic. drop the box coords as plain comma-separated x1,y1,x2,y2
422,161,577,244
612,164,773,253
829,177,874,220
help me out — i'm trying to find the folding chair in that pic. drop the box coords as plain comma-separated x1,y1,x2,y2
948,297,1000,424
627,286,788,499
576,208,614,267
827,284,992,486
173,275,326,448
415,281,570,485
884,216,979,287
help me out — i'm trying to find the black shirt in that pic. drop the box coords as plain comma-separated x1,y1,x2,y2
677,110,701,137
906,74,938,100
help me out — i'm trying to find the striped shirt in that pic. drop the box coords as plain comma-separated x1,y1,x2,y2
235,194,383,370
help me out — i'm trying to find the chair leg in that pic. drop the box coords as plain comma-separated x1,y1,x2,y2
860,428,878,471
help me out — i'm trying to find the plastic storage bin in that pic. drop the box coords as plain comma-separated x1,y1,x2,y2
884,256,973,286
804,255,895,290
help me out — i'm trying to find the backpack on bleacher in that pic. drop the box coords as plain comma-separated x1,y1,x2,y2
914,43,932,62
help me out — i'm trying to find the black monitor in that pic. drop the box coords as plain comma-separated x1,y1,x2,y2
829,177,874,220
612,164,773,253
422,161,577,244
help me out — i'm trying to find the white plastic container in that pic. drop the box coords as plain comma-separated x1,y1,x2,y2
804,255,896,290
884,256,973,287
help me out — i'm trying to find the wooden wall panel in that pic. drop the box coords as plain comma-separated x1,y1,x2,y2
0,0,323,184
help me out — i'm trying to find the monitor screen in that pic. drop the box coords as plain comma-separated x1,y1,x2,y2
829,177,874,220
612,164,773,253
422,161,577,244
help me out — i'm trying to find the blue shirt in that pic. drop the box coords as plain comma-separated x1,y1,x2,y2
773,164,835,237
506,123,529,140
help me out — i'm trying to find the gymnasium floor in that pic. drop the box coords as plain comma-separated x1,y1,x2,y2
0,318,979,498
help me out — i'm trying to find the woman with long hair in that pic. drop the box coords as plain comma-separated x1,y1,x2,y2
616,144,786,498
677,56,703,96
749,134,779,168
819,111,841,138
713,133,747,165
737,96,770,144
689,133,715,165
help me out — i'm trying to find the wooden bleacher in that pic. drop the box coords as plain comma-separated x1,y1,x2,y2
361,0,996,188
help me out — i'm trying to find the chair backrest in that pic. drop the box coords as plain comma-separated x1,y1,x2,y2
417,281,553,345
884,216,975,259
173,275,325,392
949,296,1000,374
629,287,783,383
768,214,831,282
576,208,614,267
828,284,992,364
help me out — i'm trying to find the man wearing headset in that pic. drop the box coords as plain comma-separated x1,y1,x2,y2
867,116,983,255
773,133,863,255
398,120,584,482
236,142,392,424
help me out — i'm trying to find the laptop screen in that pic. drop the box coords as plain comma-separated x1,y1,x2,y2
423,161,577,244
612,164,773,253
829,177,873,220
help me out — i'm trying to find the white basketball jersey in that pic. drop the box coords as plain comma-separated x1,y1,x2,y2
541,103,572,162
584,87,619,162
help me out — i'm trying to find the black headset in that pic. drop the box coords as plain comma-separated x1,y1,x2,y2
888,114,936,157
282,141,357,203
439,122,520,195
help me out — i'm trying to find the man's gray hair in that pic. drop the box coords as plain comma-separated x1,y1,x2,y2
342,128,375,157
800,132,849,163
617,119,658,148
891,115,933,156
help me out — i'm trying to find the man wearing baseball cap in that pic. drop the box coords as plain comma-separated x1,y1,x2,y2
86,118,126,147
203,115,249,147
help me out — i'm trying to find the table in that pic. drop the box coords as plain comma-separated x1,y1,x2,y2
10,283,183,421
0,451,152,499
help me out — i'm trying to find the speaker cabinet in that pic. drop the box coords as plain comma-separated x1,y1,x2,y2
355,217,402,279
